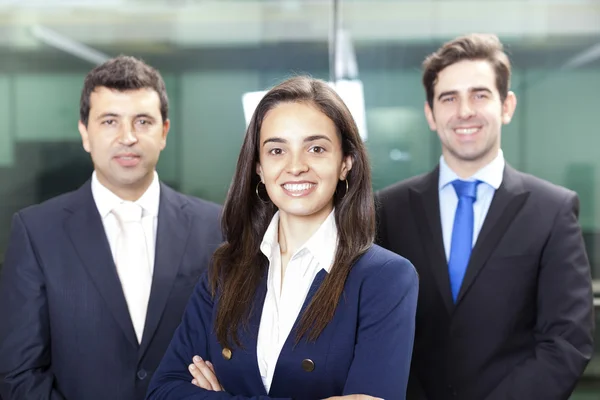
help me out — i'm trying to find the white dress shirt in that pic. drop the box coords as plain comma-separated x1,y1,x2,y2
257,210,338,393
438,150,505,261
91,171,160,277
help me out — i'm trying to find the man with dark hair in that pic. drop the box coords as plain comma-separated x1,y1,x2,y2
0,55,222,400
376,34,594,399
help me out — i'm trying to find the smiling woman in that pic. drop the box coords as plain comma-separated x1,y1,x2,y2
256,101,352,230
146,75,419,400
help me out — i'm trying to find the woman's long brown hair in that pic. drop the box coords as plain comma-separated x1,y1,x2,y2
209,76,375,348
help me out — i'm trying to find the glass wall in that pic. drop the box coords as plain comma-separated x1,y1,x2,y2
0,0,599,397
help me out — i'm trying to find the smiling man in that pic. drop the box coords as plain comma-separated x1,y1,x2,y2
0,56,222,400
376,34,594,400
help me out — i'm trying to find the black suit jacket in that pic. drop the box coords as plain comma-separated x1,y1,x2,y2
376,164,594,400
0,180,223,400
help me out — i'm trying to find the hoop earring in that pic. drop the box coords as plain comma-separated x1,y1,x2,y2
339,179,349,198
255,181,270,203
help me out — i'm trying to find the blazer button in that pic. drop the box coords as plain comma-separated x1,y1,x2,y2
222,348,232,360
301,359,315,372
137,369,147,380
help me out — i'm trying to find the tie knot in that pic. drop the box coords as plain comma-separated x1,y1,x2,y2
452,179,479,200
112,201,143,224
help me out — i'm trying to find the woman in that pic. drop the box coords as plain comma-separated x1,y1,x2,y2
146,76,418,400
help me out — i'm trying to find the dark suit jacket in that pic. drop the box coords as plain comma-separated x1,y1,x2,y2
146,245,418,400
375,165,594,400
0,180,223,400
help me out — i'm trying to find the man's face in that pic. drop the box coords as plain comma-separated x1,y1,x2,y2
425,59,516,170
79,87,169,199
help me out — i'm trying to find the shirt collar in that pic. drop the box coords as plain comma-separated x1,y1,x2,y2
439,149,505,190
91,170,161,219
260,210,338,274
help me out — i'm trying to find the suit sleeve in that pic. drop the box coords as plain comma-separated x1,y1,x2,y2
485,192,594,400
146,272,290,400
342,257,419,400
0,213,66,400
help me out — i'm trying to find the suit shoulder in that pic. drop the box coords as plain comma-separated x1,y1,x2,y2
162,184,222,216
181,194,222,215
376,172,431,202
16,190,78,223
352,244,418,282
514,170,576,203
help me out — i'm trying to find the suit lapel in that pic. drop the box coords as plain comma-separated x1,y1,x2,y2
269,269,328,395
455,165,529,304
64,181,139,348
139,184,192,358
409,168,454,314
241,270,270,395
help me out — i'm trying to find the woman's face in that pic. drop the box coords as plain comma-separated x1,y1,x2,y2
256,102,352,223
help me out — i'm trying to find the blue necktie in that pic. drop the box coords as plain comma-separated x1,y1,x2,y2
448,180,479,302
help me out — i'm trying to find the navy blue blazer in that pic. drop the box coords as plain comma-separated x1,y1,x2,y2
146,244,418,400
0,180,223,400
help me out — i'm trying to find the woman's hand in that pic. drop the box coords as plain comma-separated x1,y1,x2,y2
188,355,223,391
188,358,379,400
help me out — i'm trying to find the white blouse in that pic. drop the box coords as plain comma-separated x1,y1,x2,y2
256,210,338,393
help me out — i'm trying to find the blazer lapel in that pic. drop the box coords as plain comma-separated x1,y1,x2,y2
409,168,454,314
64,181,138,348
240,270,270,396
207,270,270,396
455,165,529,304
268,269,328,395
139,184,192,358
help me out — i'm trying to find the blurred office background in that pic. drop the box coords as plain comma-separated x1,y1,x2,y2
0,0,598,397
